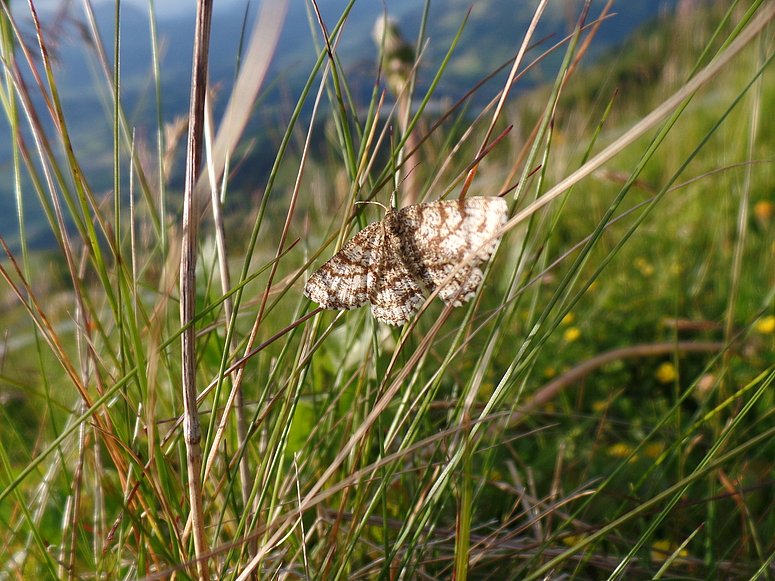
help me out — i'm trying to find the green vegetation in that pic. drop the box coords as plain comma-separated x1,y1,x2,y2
1,1,774,580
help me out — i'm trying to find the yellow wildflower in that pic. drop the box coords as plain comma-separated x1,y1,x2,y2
651,540,689,562
754,200,773,224
755,315,775,334
644,442,665,458
562,533,587,546
635,257,654,276
656,362,677,384
563,327,581,342
607,443,633,458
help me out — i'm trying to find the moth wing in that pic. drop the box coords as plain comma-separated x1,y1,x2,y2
368,236,426,326
396,197,508,306
304,221,384,311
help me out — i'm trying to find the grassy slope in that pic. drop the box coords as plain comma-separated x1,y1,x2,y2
1,1,774,580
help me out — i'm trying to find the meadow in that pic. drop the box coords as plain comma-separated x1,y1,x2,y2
1,0,774,579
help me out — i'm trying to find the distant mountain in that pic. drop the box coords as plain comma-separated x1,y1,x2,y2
22,0,692,123
1,0,691,250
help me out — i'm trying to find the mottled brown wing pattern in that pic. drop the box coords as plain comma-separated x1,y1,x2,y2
303,221,383,311
393,197,508,306
304,196,508,325
367,235,426,325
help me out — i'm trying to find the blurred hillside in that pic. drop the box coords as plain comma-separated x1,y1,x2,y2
0,0,690,249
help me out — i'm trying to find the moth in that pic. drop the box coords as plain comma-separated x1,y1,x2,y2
304,196,508,325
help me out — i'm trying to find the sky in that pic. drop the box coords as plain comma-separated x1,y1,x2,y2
19,0,250,19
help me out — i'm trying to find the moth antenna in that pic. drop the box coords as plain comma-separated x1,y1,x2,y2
391,163,420,208
355,200,390,214
396,162,421,188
